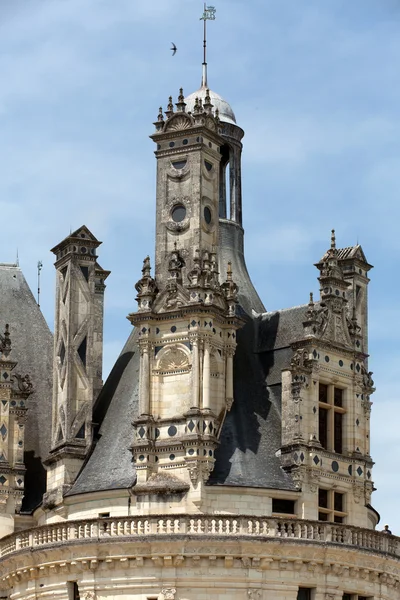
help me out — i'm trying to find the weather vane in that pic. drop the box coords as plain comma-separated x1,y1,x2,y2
200,4,216,87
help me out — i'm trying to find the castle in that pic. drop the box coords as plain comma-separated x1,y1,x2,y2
0,38,398,600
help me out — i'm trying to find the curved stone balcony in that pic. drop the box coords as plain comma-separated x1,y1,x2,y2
1,516,399,599
1,514,399,558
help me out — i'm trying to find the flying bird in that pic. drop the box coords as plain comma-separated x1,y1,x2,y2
171,43,177,56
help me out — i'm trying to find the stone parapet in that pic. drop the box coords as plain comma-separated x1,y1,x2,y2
0,516,399,599
0,515,398,560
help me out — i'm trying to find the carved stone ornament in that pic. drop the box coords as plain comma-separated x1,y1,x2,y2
248,590,262,600
83,592,96,600
12,373,34,394
165,112,192,131
160,588,176,600
290,348,313,373
157,346,190,373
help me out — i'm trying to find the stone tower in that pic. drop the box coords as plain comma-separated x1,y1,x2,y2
44,226,109,505
128,90,243,503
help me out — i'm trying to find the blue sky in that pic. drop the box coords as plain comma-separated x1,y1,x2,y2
1,0,399,530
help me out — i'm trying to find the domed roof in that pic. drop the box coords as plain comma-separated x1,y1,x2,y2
185,85,237,125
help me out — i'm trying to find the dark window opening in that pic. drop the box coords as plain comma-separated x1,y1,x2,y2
334,412,343,453
319,383,328,403
57,427,63,442
61,266,68,280
334,492,344,512
297,588,312,600
73,582,80,600
318,488,328,508
318,512,329,521
76,423,85,439
204,160,213,171
80,266,89,282
60,341,66,366
172,159,187,170
334,515,344,523
272,499,295,514
334,387,343,407
343,595,352,600
204,206,212,224
319,407,328,449
77,337,87,367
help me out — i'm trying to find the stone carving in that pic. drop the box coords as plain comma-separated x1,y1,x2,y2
160,588,176,600
361,364,375,392
291,348,313,373
247,590,262,600
165,112,192,131
12,373,34,395
82,592,96,600
157,347,189,373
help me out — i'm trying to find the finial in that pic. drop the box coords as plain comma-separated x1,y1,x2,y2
193,97,201,115
153,106,165,131
176,87,186,112
309,292,314,305
16,249,19,267
142,256,151,277
214,107,220,123
165,96,174,118
204,88,213,112
331,229,336,250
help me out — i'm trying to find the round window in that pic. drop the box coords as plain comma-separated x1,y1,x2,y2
172,204,186,222
204,206,212,224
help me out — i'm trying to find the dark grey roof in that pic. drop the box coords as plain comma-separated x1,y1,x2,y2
209,317,296,490
0,264,53,512
257,305,307,352
68,329,139,495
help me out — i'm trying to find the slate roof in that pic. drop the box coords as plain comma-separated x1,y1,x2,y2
68,330,139,495
0,264,53,512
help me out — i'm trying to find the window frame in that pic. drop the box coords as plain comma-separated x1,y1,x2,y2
318,382,346,453
318,488,347,523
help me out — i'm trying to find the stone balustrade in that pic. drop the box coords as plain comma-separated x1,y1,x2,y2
1,516,398,560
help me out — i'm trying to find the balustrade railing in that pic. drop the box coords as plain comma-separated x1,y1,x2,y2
2,516,398,559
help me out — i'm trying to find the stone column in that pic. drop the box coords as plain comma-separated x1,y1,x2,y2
202,343,211,410
191,339,200,409
139,344,150,415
